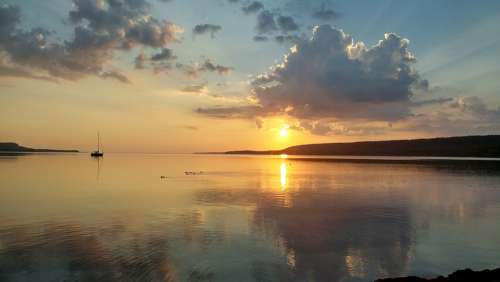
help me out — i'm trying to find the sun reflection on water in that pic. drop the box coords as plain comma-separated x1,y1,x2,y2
280,162,287,190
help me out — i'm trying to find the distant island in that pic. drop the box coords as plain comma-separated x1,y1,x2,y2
0,142,79,153
225,135,500,158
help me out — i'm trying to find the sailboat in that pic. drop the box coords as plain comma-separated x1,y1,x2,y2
90,132,104,157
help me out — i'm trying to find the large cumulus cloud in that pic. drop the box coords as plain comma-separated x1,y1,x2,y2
198,25,429,124
0,0,182,83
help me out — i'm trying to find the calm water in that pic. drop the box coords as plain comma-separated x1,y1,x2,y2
1,154,500,282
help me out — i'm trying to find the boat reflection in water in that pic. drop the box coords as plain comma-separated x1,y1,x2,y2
1,154,500,281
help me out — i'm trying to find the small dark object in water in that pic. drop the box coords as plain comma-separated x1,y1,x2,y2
91,151,103,157
375,267,500,282
160,176,167,179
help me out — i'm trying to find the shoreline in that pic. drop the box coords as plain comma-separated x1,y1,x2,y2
376,267,500,281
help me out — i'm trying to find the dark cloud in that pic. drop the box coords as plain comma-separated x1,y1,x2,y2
69,0,180,48
193,24,222,38
277,15,299,33
151,48,176,61
100,70,131,84
312,4,341,21
251,6,301,41
200,59,233,75
242,1,264,14
274,34,302,44
411,97,453,107
253,35,269,42
0,1,182,83
69,0,147,30
0,5,19,39
133,48,176,71
176,59,233,78
256,10,278,34
198,25,430,131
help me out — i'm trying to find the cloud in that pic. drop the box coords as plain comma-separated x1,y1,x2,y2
255,10,278,34
176,59,233,78
290,120,390,136
197,25,433,133
253,35,269,42
193,24,222,38
133,48,176,71
0,1,182,83
100,70,131,84
196,105,263,119
134,53,146,69
277,15,299,33
297,96,500,137
0,64,58,83
242,1,264,14
250,7,302,45
399,96,500,136
181,84,207,93
151,48,176,61
200,60,233,75
69,0,181,48
274,34,302,44
312,4,341,21
449,96,500,119
411,97,453,107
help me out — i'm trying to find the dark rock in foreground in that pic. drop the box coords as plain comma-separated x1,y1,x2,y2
376,267,500,282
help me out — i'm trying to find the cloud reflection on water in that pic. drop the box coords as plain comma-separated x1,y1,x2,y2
1,155,500,281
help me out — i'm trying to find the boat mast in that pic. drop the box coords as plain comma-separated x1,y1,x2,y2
97,132,100,152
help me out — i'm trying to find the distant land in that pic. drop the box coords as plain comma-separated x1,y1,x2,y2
0,142,79,153
376,267,500,282
224,135,500,158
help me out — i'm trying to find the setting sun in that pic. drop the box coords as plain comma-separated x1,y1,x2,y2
279,125,290,138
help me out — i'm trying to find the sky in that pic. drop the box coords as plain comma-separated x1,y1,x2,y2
1,0,500,153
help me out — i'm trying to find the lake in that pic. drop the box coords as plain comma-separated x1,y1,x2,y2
1,154,500,281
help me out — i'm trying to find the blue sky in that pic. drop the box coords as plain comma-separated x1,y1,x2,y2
1,0,500,152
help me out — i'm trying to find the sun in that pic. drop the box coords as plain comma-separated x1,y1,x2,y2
279,124,290,138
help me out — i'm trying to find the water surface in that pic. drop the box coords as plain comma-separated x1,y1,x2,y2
1,154,500,281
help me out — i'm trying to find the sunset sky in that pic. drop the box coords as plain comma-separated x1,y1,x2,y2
1,0,500,153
